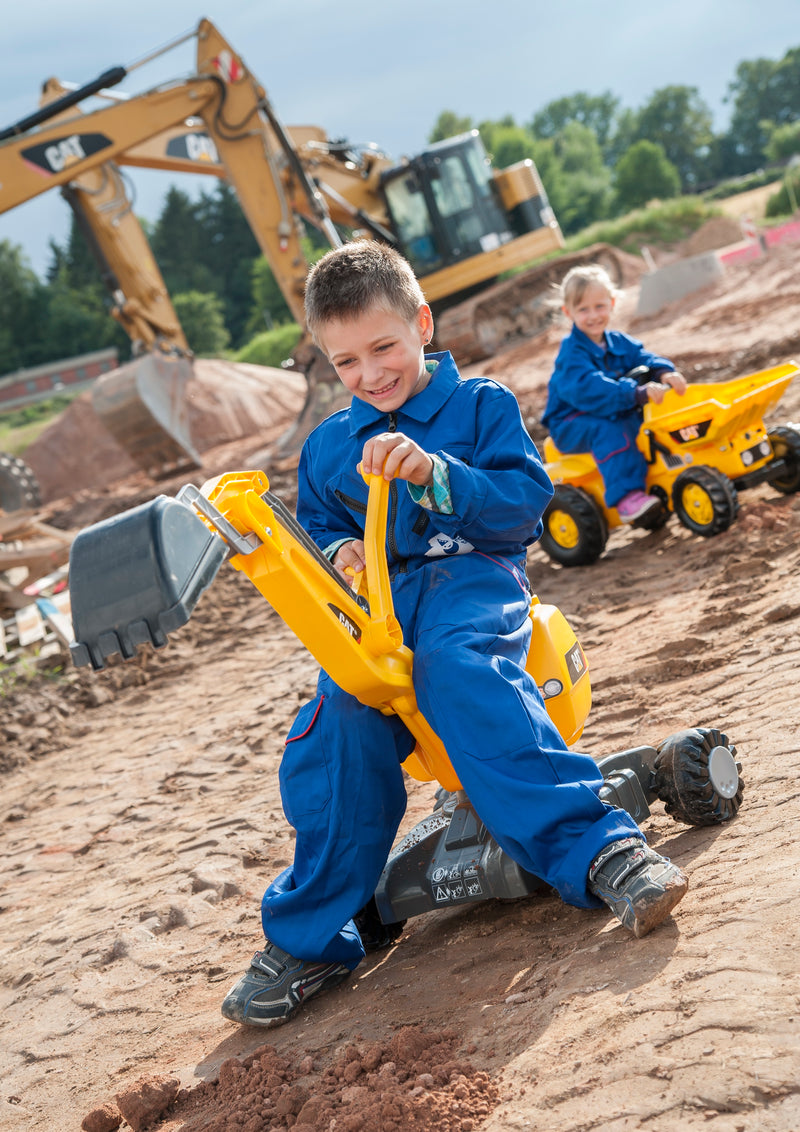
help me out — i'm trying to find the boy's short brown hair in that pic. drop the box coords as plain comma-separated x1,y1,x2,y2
304,240,425,345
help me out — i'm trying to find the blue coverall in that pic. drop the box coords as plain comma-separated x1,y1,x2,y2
261,351,644,967
542,325,675,508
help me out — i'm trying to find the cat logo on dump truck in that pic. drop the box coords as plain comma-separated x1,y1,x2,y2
669,420,712,445
21,133,113,176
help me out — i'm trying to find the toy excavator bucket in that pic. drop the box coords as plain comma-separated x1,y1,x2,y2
69,494,227,670
91,353,202,479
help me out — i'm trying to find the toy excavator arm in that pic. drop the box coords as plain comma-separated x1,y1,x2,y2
69,471,591,793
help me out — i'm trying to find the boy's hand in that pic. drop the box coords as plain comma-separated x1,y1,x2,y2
361,432,434,486
662,370,688,395
333,539,366,582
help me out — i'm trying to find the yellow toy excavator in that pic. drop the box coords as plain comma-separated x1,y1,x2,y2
1,18,624,475
67,469,744,930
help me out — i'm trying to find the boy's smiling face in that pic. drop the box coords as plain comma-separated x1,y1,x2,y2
319,302,433,412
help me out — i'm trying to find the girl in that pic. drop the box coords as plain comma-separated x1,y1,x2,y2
542,265,687,524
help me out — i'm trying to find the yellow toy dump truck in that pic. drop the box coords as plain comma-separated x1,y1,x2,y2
67,470,743,932
540,361,800,566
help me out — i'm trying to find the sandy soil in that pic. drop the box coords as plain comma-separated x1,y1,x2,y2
2,243,800,1132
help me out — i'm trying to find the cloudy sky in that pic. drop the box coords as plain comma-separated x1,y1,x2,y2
1,0,798,278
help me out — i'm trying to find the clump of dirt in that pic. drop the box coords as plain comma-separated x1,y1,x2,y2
144,1026,499,1132
680,215,744,256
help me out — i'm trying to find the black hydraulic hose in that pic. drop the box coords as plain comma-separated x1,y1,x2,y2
0,67,127,142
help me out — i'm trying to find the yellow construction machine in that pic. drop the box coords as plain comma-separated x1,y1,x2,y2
1,18,623,475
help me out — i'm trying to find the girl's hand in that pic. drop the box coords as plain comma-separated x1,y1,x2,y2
361,432,434,486
662,370,688,395
642,381,670,405
333,539,366,583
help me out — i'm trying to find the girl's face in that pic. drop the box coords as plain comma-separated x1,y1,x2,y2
564,283,615,344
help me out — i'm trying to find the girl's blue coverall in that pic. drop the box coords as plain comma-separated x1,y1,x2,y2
261,351,644,968
542,325,675,508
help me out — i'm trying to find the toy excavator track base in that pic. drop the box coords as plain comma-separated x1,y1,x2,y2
375,733,742,925
91,354,201,479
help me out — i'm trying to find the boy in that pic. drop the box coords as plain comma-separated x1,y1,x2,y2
543,265,687,525
221,243,687,1029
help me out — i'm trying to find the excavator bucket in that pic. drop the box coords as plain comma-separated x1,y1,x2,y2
91,354,202,479
69,495,227,670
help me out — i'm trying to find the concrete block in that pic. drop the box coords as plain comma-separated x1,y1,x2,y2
636,251,724,317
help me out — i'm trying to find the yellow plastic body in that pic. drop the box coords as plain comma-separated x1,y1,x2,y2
201,469,591,793
544,363,799,528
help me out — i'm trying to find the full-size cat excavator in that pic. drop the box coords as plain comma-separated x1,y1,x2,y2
0,17,623,479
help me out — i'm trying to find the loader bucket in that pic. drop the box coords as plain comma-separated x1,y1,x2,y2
91,353,202,478
69,495,227,670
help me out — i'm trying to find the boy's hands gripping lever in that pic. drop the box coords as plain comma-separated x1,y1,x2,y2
362,431,435,486
334,436,435,585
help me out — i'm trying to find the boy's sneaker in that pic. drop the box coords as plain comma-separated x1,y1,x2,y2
588,836,688,938
616,490,661,525
221,942,351,1027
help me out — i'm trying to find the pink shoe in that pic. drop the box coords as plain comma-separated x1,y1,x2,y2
616,490,660,524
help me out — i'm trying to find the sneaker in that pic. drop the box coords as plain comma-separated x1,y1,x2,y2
616,490,661,525
221,942,351,1027
588,836,688,938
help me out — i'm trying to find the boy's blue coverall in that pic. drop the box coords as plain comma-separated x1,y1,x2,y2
261,351,644,967
542,325,675,507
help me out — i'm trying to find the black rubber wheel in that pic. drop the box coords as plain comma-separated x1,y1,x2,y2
637,485,670,531
767,425,800,494
653,727,744,826
672,466,738,536
354,896,406,952
540,484,608,566
0,452,42,513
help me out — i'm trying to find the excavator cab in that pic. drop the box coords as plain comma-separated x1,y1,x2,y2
381,132,553,282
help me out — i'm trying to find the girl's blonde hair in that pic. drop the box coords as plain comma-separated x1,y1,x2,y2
559,264,619,310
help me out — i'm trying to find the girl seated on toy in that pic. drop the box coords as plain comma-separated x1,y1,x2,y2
542,265,687,525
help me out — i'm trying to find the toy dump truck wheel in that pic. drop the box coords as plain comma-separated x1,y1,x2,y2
0,452,42,513
766,426,800,494
672,466,738,537
540,485,608,567
653,727,743,826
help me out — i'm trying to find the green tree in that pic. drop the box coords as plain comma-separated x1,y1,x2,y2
530,91,620,159
244,255,293,338
150,187,214,296
0,241,47,373
765,121,800,163
195,182,261,348
725,48,800,172
614,139,681,211
428,110,474,143
478,118,539,168
172,291,230,355
633,86,713,188
551,122,612,233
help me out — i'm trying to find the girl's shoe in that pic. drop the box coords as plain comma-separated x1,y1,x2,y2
616,490,661,524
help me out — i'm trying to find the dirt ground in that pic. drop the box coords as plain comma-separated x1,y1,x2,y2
2,241,800,1132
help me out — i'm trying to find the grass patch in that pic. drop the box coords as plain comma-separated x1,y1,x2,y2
562,196,722,256
0,393,78,455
